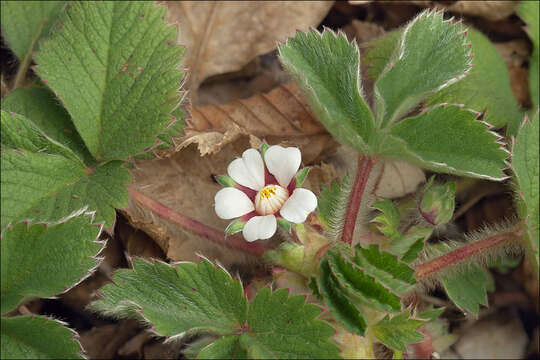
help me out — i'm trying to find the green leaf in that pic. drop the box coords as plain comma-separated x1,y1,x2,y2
441,264,489,314
389,104,508,180
317,175,350,236
0,1,66,61
396,227,432,263
426,28,522,129
372,198,401,241
1,149,129,229
239,287,339,359
512,112,539,270
1,210,102,314
34,1,184,161
278,29,375,153
363,29,401,81
374,10,471,127
1,315,83,359
517,1,539,111
277,218,292,231
198,335,247,359
417,305,445,322
225,219,245,235
319,259,367,335
1,87,93,164
1,111,80,163
371,312,424,352
91,258,247,336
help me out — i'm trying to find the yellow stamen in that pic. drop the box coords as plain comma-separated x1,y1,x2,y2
260,186,277,199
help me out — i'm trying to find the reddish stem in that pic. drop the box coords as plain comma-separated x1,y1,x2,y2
341,155,377,245
414,226,523,280
128,187,270,257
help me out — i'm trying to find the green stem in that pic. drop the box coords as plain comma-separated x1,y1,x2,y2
341,155,377,245
127,187,271,257
414,225,524,280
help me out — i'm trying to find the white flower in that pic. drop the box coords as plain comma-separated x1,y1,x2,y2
214,145,317,242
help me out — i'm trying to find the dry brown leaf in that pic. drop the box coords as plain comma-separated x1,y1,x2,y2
411,1,517,21
182,83,339,163
79,320,140,359
374,160,425,199
167,1,333,94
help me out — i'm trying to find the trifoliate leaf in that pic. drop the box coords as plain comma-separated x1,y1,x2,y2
427,28,522,129
374,10,470,127
239,287,339,359
319,259,367,335
512,112,539,270
278,29,375,153
90,258,247,336
0,1,66,61
389,105,508,180
1,315,83,359
441,264,489,314
1,111,80,163
1,210,102,314
371,312,424,352
1,149,129,229
517,1,539,111
317,175,350,236
34,1,184,161
1,88,93,164
198,335,247,359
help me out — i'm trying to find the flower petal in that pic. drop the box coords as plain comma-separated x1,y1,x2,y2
242,215,277,242
227,149,265,191
280,188,317,224
214,187,254,219
264,145,301,187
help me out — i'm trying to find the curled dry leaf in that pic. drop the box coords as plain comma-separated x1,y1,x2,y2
411,1,517,21
167,1,333,94
375,160,425,199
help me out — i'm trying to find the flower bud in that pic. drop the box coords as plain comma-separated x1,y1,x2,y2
419,177,456,226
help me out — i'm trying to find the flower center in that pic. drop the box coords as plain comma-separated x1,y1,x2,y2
255,185,289,215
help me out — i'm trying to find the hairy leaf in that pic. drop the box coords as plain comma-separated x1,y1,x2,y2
517,1,539,111
427,28,521,129
197,336,247,359
1,111,80,162
1,148,129,229
363,29,401,81
374,10,471,127
1,210,102,314
319,259,367,335
34,1,184,161
279,29,375,153
0,1,65,61
1,88,93,164
239,287,339,359
317,175,350,236
512,112,539,269
441,264,489,314
389,105,508,180
1,315,82,359
371,312,424,352
91,258,247,336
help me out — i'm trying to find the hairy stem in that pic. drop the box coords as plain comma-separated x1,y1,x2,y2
128,187,270,256
414,225,523,280
341,155,377,245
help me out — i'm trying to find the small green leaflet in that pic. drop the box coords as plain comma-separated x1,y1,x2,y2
371,312,424,352
389,105,508,180
2,87,93,164
1,210,102,315
372,198,401,241
512,112,539,270
278,29,375,153
317,175,350,237
90,258,338,359
34,1,184,161
374,10,471,127
441,264,489,314
517,1,539,112
0,1,66,61
1,316,83,359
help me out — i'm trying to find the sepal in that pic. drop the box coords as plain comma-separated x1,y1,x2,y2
225,218,245,235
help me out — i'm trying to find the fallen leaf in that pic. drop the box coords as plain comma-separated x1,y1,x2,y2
411,1,517,21
374,160,425,199
79,320,140,359
167,1,333,95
